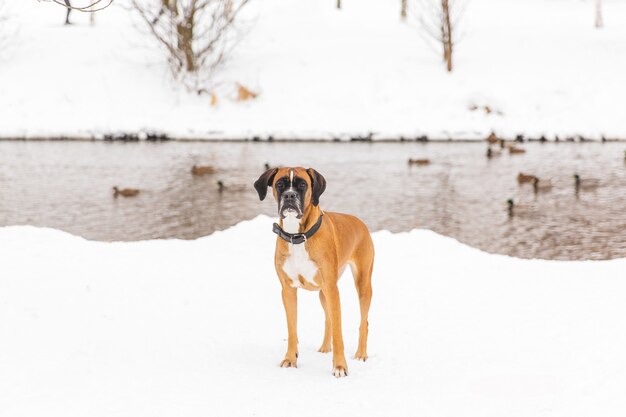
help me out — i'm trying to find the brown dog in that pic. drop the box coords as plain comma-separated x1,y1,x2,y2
254,167,374,377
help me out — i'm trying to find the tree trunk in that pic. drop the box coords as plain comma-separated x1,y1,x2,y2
177,5,196,72
64,0,71,25
178,27,195,71
401,0,407,19
444,42,452,72
595,0,603,28
89,0,95,25
441,0,453,72
336,0,341,10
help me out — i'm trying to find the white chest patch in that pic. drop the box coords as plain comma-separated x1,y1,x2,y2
281,212,318,288
283,244,319,288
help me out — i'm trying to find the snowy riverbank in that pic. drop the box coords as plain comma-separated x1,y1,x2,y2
1,0,626,140
1,216,626,416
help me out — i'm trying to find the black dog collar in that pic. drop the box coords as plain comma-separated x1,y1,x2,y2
273,214,324,245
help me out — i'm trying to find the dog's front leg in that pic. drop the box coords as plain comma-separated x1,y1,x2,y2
280,285,298,368
323,283,348,377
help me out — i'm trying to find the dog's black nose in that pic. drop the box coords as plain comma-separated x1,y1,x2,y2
283,190,298,200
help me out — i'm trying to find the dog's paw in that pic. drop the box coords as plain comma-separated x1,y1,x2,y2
332,366,348,378
354,350,368,361
318,343,332,353
280,356,297,368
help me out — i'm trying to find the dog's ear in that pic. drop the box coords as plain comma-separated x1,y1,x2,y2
306,168,326,206
253,168,278,201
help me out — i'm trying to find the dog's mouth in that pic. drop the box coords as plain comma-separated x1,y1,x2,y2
279,204,303,219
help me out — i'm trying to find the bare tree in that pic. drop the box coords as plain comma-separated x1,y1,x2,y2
401,0,407,19
595,0,603,28
37,0,109,24
132,0,249,92
416,0,464,72
39,0,114,12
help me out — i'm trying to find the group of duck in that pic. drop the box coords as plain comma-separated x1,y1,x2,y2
190,165,245,192
507,172,600,216
515,172,599,192
486,133,526,158
485,132,617,217
113,137,624,202
406,131,613,218
111,163,251,198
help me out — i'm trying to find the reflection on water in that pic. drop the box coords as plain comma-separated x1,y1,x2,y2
0,140,624,260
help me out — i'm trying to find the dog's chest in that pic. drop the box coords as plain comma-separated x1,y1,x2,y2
282,244,319,288
280,213,319,289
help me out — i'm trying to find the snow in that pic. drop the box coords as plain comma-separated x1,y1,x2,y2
2,215,626,416
0,0,625,140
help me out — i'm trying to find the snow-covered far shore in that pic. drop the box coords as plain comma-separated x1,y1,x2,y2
1,0,626,141
1,215,626,417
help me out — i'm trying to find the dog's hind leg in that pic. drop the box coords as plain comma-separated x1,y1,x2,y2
318,291,332,353
351,242,374,361
323,280,348,377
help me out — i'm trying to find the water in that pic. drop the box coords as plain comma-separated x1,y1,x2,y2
0,140,624,260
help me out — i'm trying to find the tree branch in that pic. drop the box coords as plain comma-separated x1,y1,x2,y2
39,0,114,12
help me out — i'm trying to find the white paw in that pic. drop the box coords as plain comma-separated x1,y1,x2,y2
332,367,348,378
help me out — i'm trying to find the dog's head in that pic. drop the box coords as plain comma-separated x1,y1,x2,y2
254,167,326,219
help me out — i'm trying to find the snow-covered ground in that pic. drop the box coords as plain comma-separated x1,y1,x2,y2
1,0,625,140
1,215,626,416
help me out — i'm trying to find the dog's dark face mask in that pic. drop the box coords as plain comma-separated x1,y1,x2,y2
274,174,307,219
253,167,326,219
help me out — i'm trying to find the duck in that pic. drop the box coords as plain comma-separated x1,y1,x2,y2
408,158,430,166
574,174,600,190
533,177,552,192
191,165,216,175
486,147,502,158
264,162,280,170
113,186,140,198
517,173,536,184
507,198,533,217
486,132,499,144
217,180,247,193
508,146,526,154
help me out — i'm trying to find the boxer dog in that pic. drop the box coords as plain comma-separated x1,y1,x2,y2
254,167,374,378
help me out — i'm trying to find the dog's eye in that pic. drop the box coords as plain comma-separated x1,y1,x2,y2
298,182,306,189
276,182,284,189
